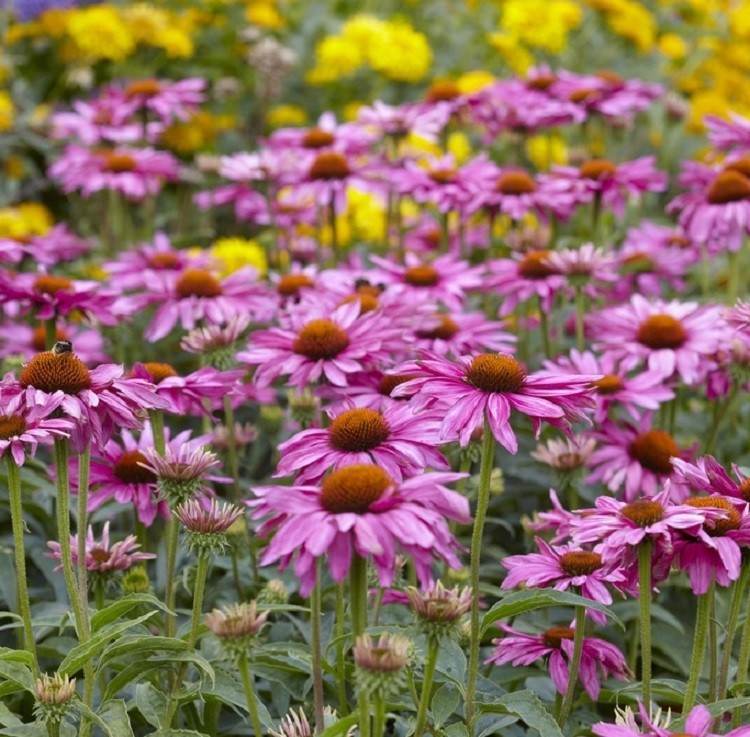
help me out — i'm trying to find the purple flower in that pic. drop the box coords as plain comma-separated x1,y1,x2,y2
0,394,71,465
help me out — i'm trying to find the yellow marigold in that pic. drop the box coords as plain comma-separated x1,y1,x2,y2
341,15,387,46
0,91,14,133
658,33,688,60
687,90,730,133
343,101,364,122
526,134,567,170
161,111,220,154
307,36,363,84
4,156,24,180
730,1,750,39
267,105,308,128
457,70,495,94
0,203,52,239
321,213,351,249
211,237,268,277
66,6,135,62
153,27,194,58
487,33,533,75
501,0,582,54
447,132,472,164
347,188,385,243
245,1,284,30
122,4,169,42
38,9,72,37
605,1,656,52
367,21,432,83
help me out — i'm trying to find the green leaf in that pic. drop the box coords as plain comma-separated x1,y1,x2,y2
144,732,209,737
202,667,273,728
481,589,623,634
431,683,460,729
443,723,469,737
98,700,136,737
98,635,190,671
317,714,359,737
0,652,35,694
0,701,22,727
104,661,166,702
435,639,467,688
478,690,563,737
59,611,157,675
0,726,49,736
610,600,685,633
90,594,172,633
135,682,168,730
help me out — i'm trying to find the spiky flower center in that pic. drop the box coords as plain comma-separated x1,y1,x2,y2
0,415,27,440
125,79,161,98
175,268,222,299
320,465,392,514
277,274,314,297
518,250,556,279
292,319,349,360
302,128,335,149
725,157,750,178
496,171,537,195
707,170,750,204
629,430,679,474
542,626,575,649
114,450,157,484
404,265,440,287
569,88,599,104
340,293,379,314
34,275,73,295
580,159,617,181
90,547,112,565
466,354,526,394
527,73,556,90
597,70,624,86
148,253,180,269
101,153,137,173
739,479,750,503
636,314,686,349
309,152,350,180
377,373,416,398
426,80,461,102
667,235,691,249
593,374,624,395
685,496,741,536
429,169,457,184
622,252,654,272
32,325,68,353
142,362,178,384
329,408,390,452
620,499,664,527
416,315,459,340
559,551,603,576
20,351,92,394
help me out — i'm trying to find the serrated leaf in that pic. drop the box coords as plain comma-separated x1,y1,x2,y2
135,682,168,730
478,690,563,737
431,683,460,729
481,589,623,634
0,661,35,693
59,611,157,675
90,594,172,633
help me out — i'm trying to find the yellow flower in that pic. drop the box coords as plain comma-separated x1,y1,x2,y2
447,132,472,164
526,134,567,170
500,0,582,54
4,156,24,180
211,238,268,277
606,2,656,52
687,91,730,133
343,101,365,122
121,3,169,43
153,27,194,58
0,91,14,133
347,188,386,243
66,6,135,62
658,32,688,59
245,0,284,29
267,105,308,128
341,15,387,46
307,36,363,84
487,33,533,74
367,21,432,83
457,70,495,94
0,203,53,239
161,111,221,154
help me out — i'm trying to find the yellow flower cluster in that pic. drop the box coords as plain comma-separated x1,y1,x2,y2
211,237,268,277
307,15,432,84
161,111,234,154
0,90,14,133
586,0,657,53
0,203,53,239
499,0,583,54
245,0,285,30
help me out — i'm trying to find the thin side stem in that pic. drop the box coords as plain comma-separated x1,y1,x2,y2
414,636,440,737
732,567,750,727
76,444,91,636
683,583,714,713
372,694,385,737
335,583,349,714
349,554,368,638
239,653,265,737
465,416,496,735
538,296,552,359
574,286,586,352
44,318,57,350
638,539,653,707
557,606,586,726
222,397,241,502
310,573,326,735
6,454,36,663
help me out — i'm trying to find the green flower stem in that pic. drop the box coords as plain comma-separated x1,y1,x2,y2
638,539,653,707
372,694,386,737
708,593,718,703
349,554,368,637
704,384,739,455
683,582,714,714
574,286,586,352
310,574,326,735
239,653,265,737
732,568,750,727
46,723,60,737
44,318,57,350
727,249,741,306
465,416,496,735
164,552,210,727
359,690,371,737
557,606,586,726
335,583,349,714
222,397,241,502
76,444,91,638
6,454,36,663
414,636,440,737
538,296,552,359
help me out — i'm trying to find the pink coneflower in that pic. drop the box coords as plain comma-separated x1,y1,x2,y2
115,78,206,125
238,301,397,390
543,350,674,422
723,300,750,333
410,311,516,357
668,159,750,252
356,100,450,143
585,415,689,501
526,488,581,543
672,455,750,504
593,702,750,737
321,370,421,412
486,250,566,317
276,401,448,482
49,97,147,145
544,244,619,298
531,436,597,472
486,622,629,700
391,350,597,452
121,266,269,342
267,112,375,156
13,346,169,451
47,521,155,573
48,145,180,201
590,295,724,386
542,156,667,217
0,395,71,465
0,224,90,267
0,272,120,326
248,465,470,595
705,112,750,154
370,254,484,311
0,322,107,365
175,498,244,554
501,538,626,624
